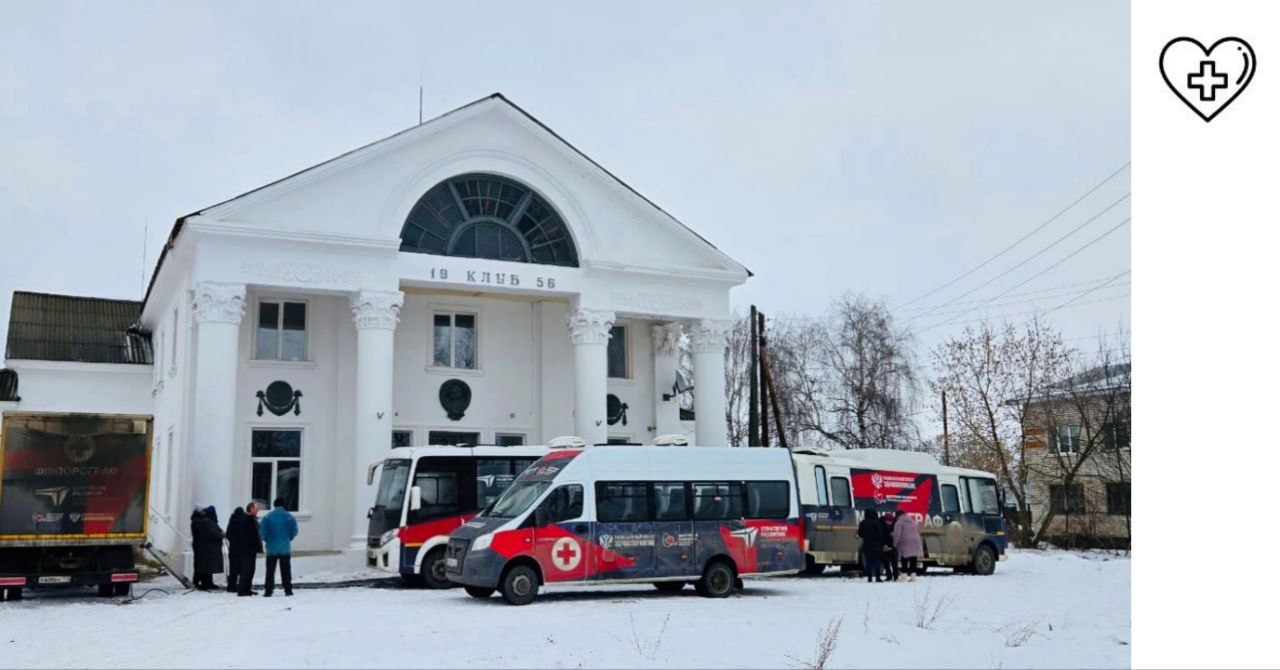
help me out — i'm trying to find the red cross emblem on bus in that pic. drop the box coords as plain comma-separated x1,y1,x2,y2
550,537,582,571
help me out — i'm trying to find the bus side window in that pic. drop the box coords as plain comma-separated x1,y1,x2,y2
413,470,461,520
814,466,829,506
829,477,852,508
941,484,961,514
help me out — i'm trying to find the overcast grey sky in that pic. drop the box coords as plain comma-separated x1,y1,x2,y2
0,1,1129,362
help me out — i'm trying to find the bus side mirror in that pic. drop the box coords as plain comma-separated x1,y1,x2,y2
409,486,422,512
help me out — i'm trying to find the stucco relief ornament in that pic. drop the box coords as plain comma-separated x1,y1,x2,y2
350,291,404,330
651,323,683,358
565,308,616,345
257,380,302,417
190,282,246,324
687,319,732,354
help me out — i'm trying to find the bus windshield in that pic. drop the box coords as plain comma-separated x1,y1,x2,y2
374,459,411,510
488,481,551,519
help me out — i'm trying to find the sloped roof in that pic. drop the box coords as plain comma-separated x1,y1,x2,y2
142,92,750,312
5,292,152,365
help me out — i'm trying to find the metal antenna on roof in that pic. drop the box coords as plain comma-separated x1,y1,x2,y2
140,220,149,298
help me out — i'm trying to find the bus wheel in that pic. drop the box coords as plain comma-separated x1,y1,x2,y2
422,547,452,589
500,564,539,606
696,560,735,598
971,545,997,576
464,585,494,599
802,555,826,576
653,581,685,593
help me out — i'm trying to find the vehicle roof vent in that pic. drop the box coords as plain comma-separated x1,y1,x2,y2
652,434,689,446
548,435,586,449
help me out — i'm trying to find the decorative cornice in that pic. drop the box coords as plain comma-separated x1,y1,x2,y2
566,307,616,346
687,319,732,354
191,282,246,324
652,323,683,358
350,290,405,330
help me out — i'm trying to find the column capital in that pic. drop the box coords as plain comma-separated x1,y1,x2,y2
687,318,732,354
350,290,405,330
566,307,616,346
652,322,683,358
190,282,246,324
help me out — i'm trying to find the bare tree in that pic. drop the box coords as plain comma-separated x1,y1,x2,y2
929,317,1073,545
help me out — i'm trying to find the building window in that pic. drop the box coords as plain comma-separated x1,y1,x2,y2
494,433,525,446
432,313,476,369
607,325,628,378
391,430,414,449
1052,425,1082,454
1102,421,1130,450
1049,484,1086,514
256,300,307,361
1106,483,1131,515
251,429,301,511
427,431,479,447
399,173,580,267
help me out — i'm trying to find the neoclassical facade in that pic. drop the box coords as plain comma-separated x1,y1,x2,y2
2,94,749,561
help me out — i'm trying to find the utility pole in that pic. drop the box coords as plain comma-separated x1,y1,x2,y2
748,305,759,447
759,310,770,447
942,388,951,466
759,311,787,449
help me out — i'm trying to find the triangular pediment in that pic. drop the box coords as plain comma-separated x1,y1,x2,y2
190,94,748,281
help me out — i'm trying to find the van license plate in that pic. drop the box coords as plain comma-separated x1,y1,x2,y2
39,576,71,584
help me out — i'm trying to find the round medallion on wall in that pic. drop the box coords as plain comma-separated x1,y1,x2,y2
607,393,629,426
256,380,302,417
440,379,472,421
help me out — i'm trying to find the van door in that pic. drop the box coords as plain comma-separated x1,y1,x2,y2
827,475,859,559
938,478,967,561
805,465,833,556
531,483,590,583
592,482,655,580
652,482,695,579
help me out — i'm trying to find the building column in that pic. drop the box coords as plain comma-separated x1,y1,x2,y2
688,319,731,446
652,322,683,437
349,289,404,545
566,307,615,446
189,282,246,521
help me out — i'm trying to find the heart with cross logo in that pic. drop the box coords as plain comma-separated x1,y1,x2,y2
1160,37,1255,122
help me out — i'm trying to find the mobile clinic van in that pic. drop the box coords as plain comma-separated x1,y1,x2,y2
366,445,549,587
445,443,805,605
793,448,1008,576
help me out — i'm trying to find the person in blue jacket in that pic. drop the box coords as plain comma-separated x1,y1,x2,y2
259,497,299,597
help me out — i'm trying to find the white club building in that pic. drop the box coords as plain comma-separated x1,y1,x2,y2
0,94,750,564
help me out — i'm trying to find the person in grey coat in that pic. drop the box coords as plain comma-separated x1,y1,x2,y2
892,512,925,582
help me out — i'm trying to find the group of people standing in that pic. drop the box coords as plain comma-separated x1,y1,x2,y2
189,498,299,597
856,509,924,583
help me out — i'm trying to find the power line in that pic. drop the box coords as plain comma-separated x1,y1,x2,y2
920,218,1131,332
897,162,1131,310
1044,270,1130,316
894,275,1130,313
920,293,1130,330
906,193,1130,324
902,279,1130,318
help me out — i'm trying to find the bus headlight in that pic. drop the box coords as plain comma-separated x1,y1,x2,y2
471,533,492,552
380,530,398,547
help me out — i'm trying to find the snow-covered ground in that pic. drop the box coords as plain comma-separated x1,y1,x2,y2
0,549,1129,669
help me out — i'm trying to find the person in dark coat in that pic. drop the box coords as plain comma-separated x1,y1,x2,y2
224,507,245,593
880,512,900,582
857,509,887,583
225,502,263,596
190,505,225,590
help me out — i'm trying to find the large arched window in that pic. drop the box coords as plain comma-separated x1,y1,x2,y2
399,174,579,267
